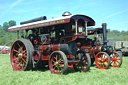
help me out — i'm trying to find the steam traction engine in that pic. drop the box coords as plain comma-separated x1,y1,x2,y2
8,12,122,74
86,24,122,69
8,12,96,74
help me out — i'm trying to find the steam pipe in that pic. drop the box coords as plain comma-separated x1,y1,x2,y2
20,16,47,25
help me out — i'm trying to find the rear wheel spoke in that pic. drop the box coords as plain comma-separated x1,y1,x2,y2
22,58,26,63
13,49,20,53
17,43,21,48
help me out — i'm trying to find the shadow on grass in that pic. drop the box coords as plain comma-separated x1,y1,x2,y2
90,63,111,71
31,63,112,75
30,63,111,75
31,65,77,75
64,67,77,75
32,65,49,72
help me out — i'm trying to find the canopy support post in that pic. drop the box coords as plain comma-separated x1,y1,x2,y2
17,31,19,39
75,20,78,35
85,21,87,36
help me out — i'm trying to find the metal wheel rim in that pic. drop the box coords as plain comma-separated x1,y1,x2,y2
73,51,90,72
95,52,110,69
110,52,121,67
49,53,65,74
10,41,28,71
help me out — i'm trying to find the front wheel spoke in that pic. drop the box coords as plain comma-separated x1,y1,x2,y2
103,62,107,67
17,62,22,68
77,64,80,69
53,63,56,66
54,55,57,61
83,60,88,64
98,58,102,60
98,61,102,64
102,64,104,68
114,61,117,66
53,66,57,70
81,66,84,71
100,55,103,60
115,62,118,66
111,61,114,64
59,61,64,64
116,60,120,64
116,59,120,60
59,64,64,68
58,58,62,62
98,60,102,62
57,66,60,72
82,61,87,66
52,60,56,63
99,63,102,67
104,59,108,63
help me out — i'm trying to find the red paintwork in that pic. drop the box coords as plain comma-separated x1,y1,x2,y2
80,44,101,58
95,52,109,69
36,44,60,60
10,42,27,71
110,52,121,67
8,18,70,32
9,14,97,73
60,35,76,43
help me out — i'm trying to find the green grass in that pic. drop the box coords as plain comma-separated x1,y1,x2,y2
0,54,128,85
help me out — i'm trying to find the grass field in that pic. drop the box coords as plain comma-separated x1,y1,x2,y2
0,54,128,85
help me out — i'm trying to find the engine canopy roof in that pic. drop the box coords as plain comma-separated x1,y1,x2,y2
8,14,95,32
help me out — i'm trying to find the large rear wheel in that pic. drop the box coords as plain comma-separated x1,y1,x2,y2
10,39,34,71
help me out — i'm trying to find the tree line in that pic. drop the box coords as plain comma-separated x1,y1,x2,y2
0,20,128,46
0,20,17,46
107,29,128,40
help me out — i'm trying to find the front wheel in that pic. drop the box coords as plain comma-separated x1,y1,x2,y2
49,51,68,74
117,51,122,57
110,52,122,67
73,50,91,72
95,52,110,69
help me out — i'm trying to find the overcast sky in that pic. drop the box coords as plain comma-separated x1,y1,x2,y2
0,0,128,31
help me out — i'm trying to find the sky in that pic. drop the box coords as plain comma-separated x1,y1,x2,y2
0,0,128,31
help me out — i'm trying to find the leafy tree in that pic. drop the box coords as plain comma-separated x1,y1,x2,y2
9,20,16,27
0,25,2,29
3,22,9,32
0,29,6,37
